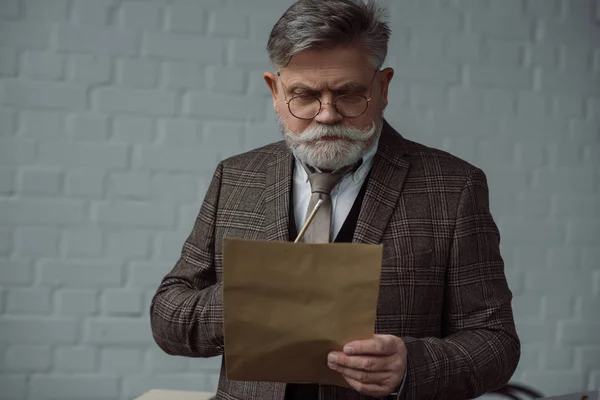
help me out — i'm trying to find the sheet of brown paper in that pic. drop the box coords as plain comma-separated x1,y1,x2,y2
223,238,383,387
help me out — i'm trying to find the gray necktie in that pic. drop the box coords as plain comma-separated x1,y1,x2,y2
302,163,357,243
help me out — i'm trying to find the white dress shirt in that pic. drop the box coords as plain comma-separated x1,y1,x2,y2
293,138,380,242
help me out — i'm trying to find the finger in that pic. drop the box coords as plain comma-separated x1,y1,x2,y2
328,361,391,385
344,335,396,356
340,374,391,398
328,352,393,372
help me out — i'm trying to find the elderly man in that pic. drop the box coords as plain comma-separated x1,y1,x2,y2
150,0,521,399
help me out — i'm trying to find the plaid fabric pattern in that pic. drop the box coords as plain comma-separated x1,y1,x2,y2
150,120,520,400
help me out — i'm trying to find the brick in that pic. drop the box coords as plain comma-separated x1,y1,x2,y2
444,33,481,62
119,1,163,30
525,269,592,293
560,321,600,346
579,297,600,320
230,39,273,68
468,65,532,89
207,66,246,94
517,91,551,117
56,289,97,316
67,54,111,85
546,246,581,270
30,375,119,399
15,227,60,256
117,58,160,89
540,346,574,370
93,87,177,116
513,192,551,217
541,19,597,46
469,11,533,39
100,348,143,373
143,32,225,63
0,374,26,399
0,318,78,344
106,231,151,258
567,222,600,245
477,139,514,164
398,6,462,32
526,0,562,17
482,89,516,115
56,26,139,56
65,170,105,198
64,229,103,257
483,39,523,67
41,260,122,288
147,348,188,372
546,142,583,167
0,108,16,137
0,22,50,48
541,294,575,319
208,10,248,37
21,51,63,81
163,61,205,89
6,287,51,315
511,294,541,320
0,47,17,75
205,121,245,151
19,110,63,138
583,247,600,269
5,345,51,372
54,347,96,373
514,143,545,169
66,113,110,142
584,144,600,164
515,322,556,344
513,246,544,270
540,70,600,96
0,199,85,224
409,83,446,111
113,116,155,143
178,203,203,232
556,195,600,219
128,261,172,289
107,172,151,199
24,0,68,21
503,219,565,245
0,227,11,256
85,318,154,344
19,170,62,197
447,87,482,113
166,3,206,33
0,260,32,285
134,146,219,173
575,347,600,370
525,43,559,68
70,0,114,27
249,11,284,40
520,372,586,395
38,142,129,169
533,169,596,194
0,169,14,195
151,174,199,203
101,289,143,316
0,79,86,110
562,45,593,73
157,118,203,144
571,120,599,143
184,92,266,120
156,232,186,261
0,0,20,19
94,202,175,228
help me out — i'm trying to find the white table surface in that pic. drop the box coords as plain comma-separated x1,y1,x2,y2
135,389,215,400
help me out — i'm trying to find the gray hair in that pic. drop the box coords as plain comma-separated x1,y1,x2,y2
267,0,391,71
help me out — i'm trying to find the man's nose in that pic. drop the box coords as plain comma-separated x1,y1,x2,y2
314,100,343,125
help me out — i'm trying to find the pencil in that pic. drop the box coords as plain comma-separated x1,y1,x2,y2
294,199,324,243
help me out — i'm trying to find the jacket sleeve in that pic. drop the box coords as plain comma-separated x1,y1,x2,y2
402,167,521,399
150,162,224,358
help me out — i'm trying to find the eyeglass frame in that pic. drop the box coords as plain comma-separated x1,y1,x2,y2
276,70,379,120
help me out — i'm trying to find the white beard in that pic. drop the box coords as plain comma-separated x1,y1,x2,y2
279,117,382,171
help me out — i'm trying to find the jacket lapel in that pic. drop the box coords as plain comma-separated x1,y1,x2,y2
353,120,411,244
263,143,294,242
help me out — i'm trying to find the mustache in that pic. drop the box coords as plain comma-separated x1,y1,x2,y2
284,122,377,144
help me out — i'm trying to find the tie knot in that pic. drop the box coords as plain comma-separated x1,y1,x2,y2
304,162,358,195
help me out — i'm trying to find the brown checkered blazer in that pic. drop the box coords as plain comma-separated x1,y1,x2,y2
150,120,520,400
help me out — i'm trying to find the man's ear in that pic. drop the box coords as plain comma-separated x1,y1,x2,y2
379,67,394,110
264,72,280,112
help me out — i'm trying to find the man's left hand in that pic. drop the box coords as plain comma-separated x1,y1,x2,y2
327,334,407,398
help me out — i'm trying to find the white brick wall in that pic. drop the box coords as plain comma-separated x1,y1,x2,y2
0,0,598,398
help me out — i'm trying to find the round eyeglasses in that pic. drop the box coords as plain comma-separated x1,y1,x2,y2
277,71,378,120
